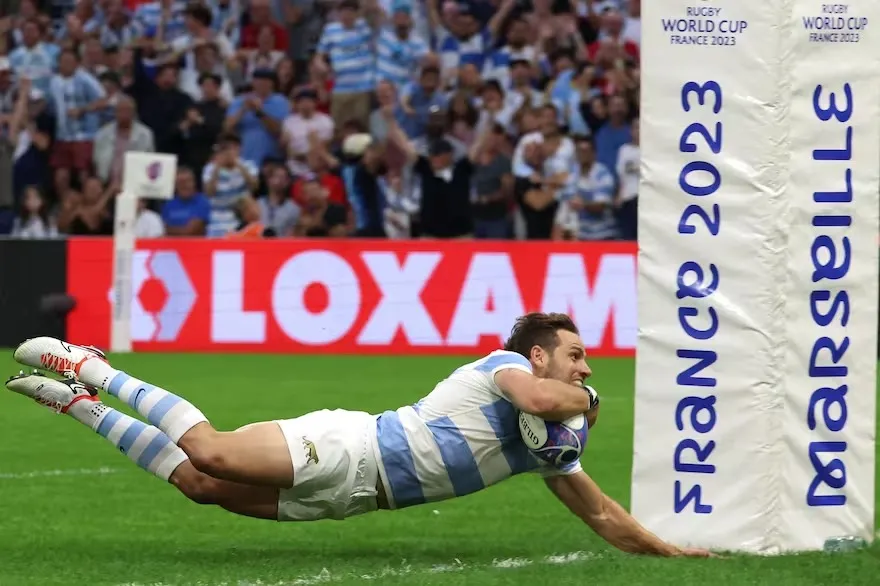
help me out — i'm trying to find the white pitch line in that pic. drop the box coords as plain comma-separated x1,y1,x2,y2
114,551,600,586
0,467,122,480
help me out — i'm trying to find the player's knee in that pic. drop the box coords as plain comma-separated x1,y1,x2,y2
188,443,229,478
172,471,219,505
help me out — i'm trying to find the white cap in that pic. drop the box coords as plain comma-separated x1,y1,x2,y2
342,133,373,157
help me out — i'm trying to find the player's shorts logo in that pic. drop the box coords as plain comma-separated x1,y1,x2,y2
302,437,319,465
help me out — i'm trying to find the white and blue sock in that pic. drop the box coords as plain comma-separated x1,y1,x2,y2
78,360,208,444
66,400,188,481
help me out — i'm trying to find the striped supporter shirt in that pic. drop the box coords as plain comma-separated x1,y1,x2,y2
317,18,375,94
375,27,429,87
201,159,258,237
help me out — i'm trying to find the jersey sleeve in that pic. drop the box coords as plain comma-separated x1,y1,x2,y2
536,458,583,478
474,351,532,377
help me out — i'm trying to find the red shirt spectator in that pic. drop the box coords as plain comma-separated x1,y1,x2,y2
315,78,333,114
240,0,289,51
587,9,640,64
240,22,289,51
586,39,640,65
301,60,335,114
292,172,346,208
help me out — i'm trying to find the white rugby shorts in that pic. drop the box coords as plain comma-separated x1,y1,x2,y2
275,409,380,522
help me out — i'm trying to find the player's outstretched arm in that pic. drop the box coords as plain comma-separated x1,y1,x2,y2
544,471,716,558
495,369,590,421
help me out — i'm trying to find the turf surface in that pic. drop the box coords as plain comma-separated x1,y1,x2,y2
0,353,877,585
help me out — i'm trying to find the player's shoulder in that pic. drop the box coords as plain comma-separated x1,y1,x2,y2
460,350,533,377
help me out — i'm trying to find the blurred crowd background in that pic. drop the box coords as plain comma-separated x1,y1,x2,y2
0,0,640,241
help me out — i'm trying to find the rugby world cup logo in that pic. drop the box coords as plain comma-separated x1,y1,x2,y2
146,161,162,181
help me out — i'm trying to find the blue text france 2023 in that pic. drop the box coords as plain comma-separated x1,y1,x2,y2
673,80,723,515
663,7,748,46
808,83,854,507
805,4,869,43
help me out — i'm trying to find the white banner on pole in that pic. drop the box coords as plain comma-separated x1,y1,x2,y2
633,1,878,553
110,152,177,353
110,193,137,354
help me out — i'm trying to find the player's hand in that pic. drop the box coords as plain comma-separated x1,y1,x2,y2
584,385,599,428
586,403,599,428
676,547,720,558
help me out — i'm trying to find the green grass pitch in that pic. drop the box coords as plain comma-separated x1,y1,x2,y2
0,352,878,585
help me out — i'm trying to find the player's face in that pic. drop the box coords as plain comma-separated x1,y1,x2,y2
544,330,592,386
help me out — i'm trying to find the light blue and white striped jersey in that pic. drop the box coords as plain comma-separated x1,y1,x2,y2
8,43,58,96
49,69,106,141
201,159,258,237
559,162,619,241
134,1,188,42
482,45,535,86
373,350,583,510
210,1,241,46
56,11,104,40
317,19,375,94
439,27,493,73
99,19,143,49
376,28,429,87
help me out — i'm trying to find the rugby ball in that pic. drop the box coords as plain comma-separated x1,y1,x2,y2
518,411,588,468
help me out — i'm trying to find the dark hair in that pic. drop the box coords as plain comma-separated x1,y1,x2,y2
572,134,594,147
185,4,213,27
342,118,367,133
22,18,42,31
18,185,49,223
447,91,478,128
550,48,575,65
156,62,179,77
59,47,79,61
503,312,579,358
198,72,222,87
480,79,504,97
541,102,560,118
99,71,121,86
217,131,241,145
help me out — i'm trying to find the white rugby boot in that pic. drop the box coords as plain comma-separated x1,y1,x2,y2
13,337,107,379
6,371,100,414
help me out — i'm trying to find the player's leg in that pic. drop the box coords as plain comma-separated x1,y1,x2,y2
14,338,295,488
168,460,280,520
176,421,294,487
5,373,282,520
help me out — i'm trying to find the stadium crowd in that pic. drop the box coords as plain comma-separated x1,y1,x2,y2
0,0,641,241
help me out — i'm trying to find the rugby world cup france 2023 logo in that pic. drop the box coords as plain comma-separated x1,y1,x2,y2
147,161,162,182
